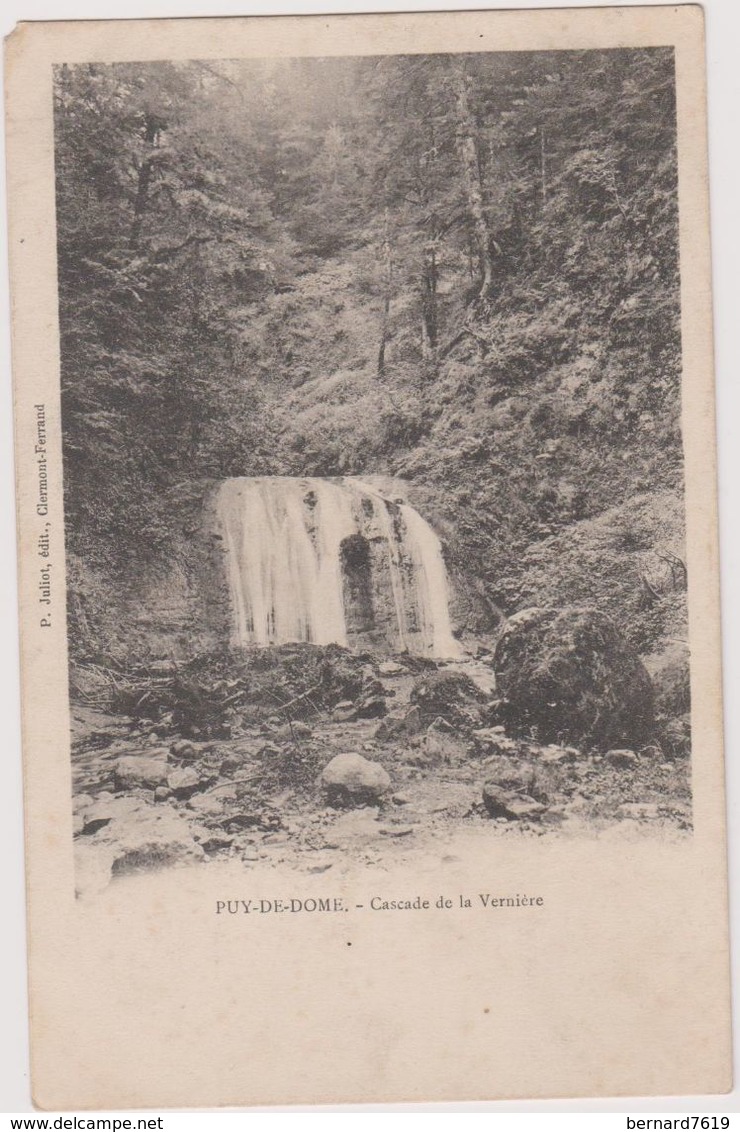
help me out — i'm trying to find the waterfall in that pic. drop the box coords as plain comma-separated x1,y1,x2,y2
215,476,462,658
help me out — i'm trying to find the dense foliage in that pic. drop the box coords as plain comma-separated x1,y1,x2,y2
54,50,685,669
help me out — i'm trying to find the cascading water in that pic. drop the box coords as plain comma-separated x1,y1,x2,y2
215,476,462,658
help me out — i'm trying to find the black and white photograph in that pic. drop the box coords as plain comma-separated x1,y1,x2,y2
55,46,692,894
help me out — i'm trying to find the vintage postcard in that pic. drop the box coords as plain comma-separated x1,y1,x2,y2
5,5,732,1109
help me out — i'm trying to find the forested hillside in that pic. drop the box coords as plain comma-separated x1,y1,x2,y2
54,49,685,678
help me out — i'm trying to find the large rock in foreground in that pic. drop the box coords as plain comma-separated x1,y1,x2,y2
493,606,654,748
320,753,391,806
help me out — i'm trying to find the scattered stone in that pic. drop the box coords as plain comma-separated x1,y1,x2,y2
481,756,536,793
188,786,237,816
220,811,264,832
320,753,391,805
153,787,171,803
482,783,547,822
374,705,423,742
379,825,414,837
472,728,519,756
166,766,202,798
538,745,578,765
424,722,469,764
199,834,234,853
391,793,411,806
606,749,639,769
113,755,169,791
170,739,197,761
332,701,358,723
219,756,240,777
274,721,313,742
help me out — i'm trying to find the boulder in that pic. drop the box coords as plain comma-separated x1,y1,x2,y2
482,784,546,822
320,753,391,805
378,660,406,677
113,754,169,791
493,606,655,748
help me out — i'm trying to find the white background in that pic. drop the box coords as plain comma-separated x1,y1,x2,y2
1,0,738,1119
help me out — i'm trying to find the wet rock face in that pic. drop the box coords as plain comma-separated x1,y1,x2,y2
215,477,461,658
493,606,655,748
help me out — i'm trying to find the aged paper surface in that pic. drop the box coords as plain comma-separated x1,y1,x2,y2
5,5,731,1109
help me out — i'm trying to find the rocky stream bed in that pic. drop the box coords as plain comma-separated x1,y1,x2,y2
71,641,691,899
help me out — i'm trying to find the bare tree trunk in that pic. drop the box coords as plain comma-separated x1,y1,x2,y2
420,237,438,375
130,114,161,248
454,66,494,299
417,125,439,378
377,208,392,379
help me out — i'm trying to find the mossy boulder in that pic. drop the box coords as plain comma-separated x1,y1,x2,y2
493,606,654,748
